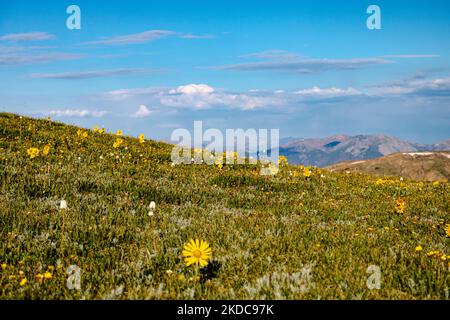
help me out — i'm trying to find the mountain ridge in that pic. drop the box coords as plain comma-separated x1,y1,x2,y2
280,134,450,167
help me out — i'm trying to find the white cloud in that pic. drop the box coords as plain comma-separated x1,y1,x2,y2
169,84,215,94
161,84,283,110
368,77,450,97
132,105,152,118
47,109,108,118
102,83,368,110
0,52,83,66
86,30,175,45
295,86,362,98
104,87,162,101
216,56,391,74
381,54,440,59
30,68,153,80
85,30,214,46
179,34,214,39
0,32,55,42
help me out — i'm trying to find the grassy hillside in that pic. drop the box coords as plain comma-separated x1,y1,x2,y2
327,152,450,182
0,113,449,299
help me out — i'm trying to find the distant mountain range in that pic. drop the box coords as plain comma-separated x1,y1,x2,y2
279,134,450,167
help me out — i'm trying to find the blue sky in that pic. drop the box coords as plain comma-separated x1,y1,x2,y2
1,0,450,143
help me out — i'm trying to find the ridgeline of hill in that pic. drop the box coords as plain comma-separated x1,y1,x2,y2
0,113,449,299
327,152,450,182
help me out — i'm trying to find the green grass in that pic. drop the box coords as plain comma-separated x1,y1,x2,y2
0,112,449,299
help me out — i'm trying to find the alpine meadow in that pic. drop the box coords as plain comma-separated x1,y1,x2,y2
0,113,449,299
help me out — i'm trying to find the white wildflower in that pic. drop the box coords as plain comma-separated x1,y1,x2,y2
66,265,81,290
148,201,156,216
60,200,67,210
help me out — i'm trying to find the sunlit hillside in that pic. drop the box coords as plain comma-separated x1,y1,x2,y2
0,113,449,299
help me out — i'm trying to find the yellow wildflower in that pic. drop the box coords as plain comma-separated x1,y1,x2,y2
139,134,145,143
278,156,288,166
44,271,52,279
182,239,212,268
20,278,27,286
395,198,405,214
415,246,423,252
116,130,123,136
303,167,312,177
1,263,6,270
445,224,450,238
113,138,123,149
177,274,185,282
27,147,40,159
42,144,51,157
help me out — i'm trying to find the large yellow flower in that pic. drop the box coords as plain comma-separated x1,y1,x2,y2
182,239,212,268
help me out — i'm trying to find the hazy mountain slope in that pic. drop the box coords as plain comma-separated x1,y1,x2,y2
326,151,450,181
280,135,450,167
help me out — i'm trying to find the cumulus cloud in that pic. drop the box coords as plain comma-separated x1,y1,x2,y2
169,84,215,94
104,83,366,110
0,32,55,42
131,105,152,118
30,68,154,80
104,84,285,110
161,84,284,110
101,78,450,111
46,109,108,118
